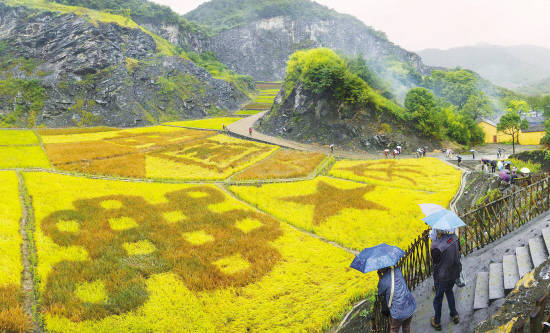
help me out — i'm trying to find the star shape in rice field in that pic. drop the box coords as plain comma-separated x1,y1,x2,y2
282,181,388,225
342,160,426,185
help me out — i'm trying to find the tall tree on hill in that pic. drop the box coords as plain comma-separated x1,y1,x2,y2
404,87,443,139
497,109,529,154
461,91,492,120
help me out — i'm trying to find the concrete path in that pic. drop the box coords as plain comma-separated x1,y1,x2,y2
410,210,550,333
226,112,382,159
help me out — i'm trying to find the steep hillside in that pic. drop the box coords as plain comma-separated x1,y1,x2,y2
0,0,250,128
183,0,429,100
258,49,436,151
517,77,550,96
418,44,550,90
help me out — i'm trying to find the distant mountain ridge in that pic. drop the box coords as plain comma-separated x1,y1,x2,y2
418,44,550,91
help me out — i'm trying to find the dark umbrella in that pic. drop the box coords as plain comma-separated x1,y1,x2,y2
350,244,405,273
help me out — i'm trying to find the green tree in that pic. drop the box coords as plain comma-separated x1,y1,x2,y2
506,99,530,114
404,88,443,138
497,111,529,154
461,91,492,120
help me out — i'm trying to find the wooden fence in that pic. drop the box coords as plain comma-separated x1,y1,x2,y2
370,176,550,332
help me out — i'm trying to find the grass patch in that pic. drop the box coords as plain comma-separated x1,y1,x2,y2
234,149,326,180
25,172,368,331
164,117,243,130
0,146,50,168
0,130,39,145
507,158,542,173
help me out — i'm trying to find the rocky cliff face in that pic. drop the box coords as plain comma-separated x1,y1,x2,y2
258,83,437,152
202,15,429,81
0,3,247,128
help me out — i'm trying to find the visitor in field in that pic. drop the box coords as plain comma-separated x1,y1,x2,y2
430,230,462,331
385,150,388,158
457,155,462,167
393,150,396,158
491,160,496,173
377,266,417,333
330,144,335,153
249,127,253,136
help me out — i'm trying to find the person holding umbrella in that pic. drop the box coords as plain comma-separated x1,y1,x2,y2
420,205,465,331
350,244,416,333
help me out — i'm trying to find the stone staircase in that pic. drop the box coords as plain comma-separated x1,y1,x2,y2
473,228,550,309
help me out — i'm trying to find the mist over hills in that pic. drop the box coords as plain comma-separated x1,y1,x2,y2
418,44,550,92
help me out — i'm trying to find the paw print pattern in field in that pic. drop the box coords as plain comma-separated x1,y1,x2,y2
342,160,427,185
40,186,282,321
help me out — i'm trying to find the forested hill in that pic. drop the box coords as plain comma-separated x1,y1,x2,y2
418,44,550,90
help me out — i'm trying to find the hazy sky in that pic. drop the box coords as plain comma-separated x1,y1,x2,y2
151,0,550,51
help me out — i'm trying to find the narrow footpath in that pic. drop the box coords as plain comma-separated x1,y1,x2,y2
226,112,379,159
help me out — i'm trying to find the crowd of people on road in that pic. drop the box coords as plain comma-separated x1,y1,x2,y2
376,228,462,332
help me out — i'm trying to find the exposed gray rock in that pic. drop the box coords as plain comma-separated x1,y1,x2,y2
0,3,248,128
258,83,437,152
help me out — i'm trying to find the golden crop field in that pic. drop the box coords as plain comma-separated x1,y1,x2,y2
233,149,327,180
24,172,370,332
330,158,462,192
0,171,31,332
146,135,278,180
0,130,40,145
0,130,51,169
164,117,243,130
230,162,461,251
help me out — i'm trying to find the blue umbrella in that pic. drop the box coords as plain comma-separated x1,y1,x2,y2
422,209,466,231
350,244,405,273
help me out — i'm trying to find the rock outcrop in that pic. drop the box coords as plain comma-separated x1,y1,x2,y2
258,83,437,152
0,3,248,128
202,15,429,82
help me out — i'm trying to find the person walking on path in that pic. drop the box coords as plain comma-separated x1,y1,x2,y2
430,230,462,331
457,155,462,167
385,150,388,159
378,266,417,333
330,144,334,154
491,160,496,173
249,127,253,136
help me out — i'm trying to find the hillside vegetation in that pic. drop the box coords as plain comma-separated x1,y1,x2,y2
260,48,488,147
418,44,550,90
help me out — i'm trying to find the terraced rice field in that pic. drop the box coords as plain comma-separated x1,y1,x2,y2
237,82,281,115
0,124,462,332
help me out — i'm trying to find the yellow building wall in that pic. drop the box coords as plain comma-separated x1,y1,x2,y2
518,131,545,145
478,121,544,145
479,121,498,144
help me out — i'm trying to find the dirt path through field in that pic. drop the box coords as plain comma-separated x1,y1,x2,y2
17,172,41,333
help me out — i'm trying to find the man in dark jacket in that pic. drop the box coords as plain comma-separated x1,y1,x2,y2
378,266,417,333
431,230,461,330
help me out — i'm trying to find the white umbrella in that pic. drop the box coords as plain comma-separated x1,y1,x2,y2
384,149,390,152
521,167,530,174
419,203,446,217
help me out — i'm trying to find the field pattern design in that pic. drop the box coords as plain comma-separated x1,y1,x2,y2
40,186,282,321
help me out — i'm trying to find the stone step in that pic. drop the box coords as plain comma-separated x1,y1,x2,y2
529,237,547,267
516,247,533,278
489,263,505,300
502,255,520,290
474,272,489,310
542,228,550,255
